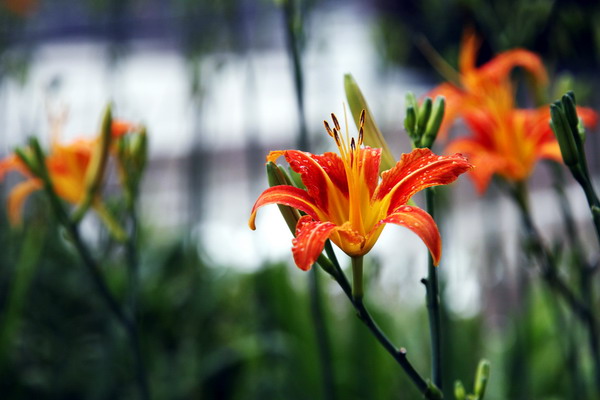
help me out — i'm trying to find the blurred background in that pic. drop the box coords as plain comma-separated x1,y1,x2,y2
1,0,600,399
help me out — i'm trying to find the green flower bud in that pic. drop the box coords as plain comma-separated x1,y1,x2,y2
404,105,417,139
344,73,395,172
421,96,445,149
474,359,490,398
454,380,466,400
550,103,579,168
417,97,433,138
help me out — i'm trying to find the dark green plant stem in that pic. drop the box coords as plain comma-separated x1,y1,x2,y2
282,0,308,151
549,166,586,399
282,4,334,396
571,167,600,246
309,268,336,400
422,187,442,390
511,181,600,394
319,244,440,399
30,144,150,400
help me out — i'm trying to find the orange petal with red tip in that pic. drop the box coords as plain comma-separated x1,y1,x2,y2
378,205,442,265
576,106,598,130
446,138,504,194
458,29,481,76
273,150,348,213
248,185,320,230
111,120,138,137
357,147,381,197
375,148,472,211
479,49,548,86
292,215,338,271
7,179,41,225
0,154,31,180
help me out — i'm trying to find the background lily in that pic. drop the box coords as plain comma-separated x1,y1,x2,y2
445,81,597,193
249,113,472,271
0,119,137,225
428,29,548,138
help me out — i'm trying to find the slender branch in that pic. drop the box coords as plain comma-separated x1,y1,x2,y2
510,181,600,395
423,187,442,389
318,246,440,399
309,268,336,400
31,143,150,400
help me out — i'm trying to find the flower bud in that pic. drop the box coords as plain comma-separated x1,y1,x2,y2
474,359,490,398
454,380,466,400
421,96,445,149
344,73,395,171
417,97,433,137
550,102,579,168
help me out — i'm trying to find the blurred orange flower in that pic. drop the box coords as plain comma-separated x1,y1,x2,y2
0,120,136,225
429,30,548,138
249,113,472,271
446,82,598,193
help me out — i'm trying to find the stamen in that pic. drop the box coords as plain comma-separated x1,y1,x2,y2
351,137,356,151
359,109,366,128
333,128,342,147
331,113,341,131
324,120,334,137
358,127,364,145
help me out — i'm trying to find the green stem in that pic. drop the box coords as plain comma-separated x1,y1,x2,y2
320,251,440,399
511,181,600,395
31,144,150,400
282,0,308,151
424,187,442,390
309,267,336,400
572,167,600,246
351,256,364,300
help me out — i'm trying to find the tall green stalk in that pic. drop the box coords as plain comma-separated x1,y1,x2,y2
510,180,600,396
320,249,441,399
423,188,442,389
25,139,150,400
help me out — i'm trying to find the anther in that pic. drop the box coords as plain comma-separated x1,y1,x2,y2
351,137,356,151
331,113,341,131
359,109,366,128
333,129,342,146
358,127,364,145
323,121,334,137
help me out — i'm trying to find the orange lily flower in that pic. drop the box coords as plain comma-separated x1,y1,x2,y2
0,120,136,225
429,30,548,137
446,82,598,193
249,114,472,271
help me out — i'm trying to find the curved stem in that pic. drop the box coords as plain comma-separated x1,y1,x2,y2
318,246,440,399
31,145,150,400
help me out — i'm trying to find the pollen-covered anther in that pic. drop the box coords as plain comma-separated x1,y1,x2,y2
324,120,334,137
359,109,366,128
358,127,364,146
331,113,341,131
350,137,356,151
332,128,342,147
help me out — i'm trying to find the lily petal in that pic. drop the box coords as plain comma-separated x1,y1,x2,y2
249,185,321,230
7,179,42,225
378,205,442,265
268,150,348,214
446,138,504,194
375,148,472,211
479,49,548,86
292,215,338,271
